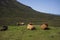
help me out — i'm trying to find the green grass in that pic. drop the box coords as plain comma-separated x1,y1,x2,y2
0,25,60,40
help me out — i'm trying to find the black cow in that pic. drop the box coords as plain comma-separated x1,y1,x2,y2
0,25,8,31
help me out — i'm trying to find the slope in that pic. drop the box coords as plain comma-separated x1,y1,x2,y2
0,0,60,27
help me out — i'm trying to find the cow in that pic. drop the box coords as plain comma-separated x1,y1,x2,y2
17,22,25,26
0,25,8,31
40,23,49,30
27,23,35,30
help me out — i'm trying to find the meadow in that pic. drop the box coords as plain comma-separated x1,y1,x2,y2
0,25,60,40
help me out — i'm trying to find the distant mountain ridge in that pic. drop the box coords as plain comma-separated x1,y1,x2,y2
0,0,60,27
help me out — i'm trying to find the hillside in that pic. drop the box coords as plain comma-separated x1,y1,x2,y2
0,0,60,26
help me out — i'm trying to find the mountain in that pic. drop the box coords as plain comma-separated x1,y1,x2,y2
0,0,60,27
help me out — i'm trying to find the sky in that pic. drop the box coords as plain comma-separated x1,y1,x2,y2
17,0,60,15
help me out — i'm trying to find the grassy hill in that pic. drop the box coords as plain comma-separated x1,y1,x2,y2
0,25,60,40
0,0,60,27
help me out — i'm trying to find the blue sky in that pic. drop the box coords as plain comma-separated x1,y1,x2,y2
17,0,60,15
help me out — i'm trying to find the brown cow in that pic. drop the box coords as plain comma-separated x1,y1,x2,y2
40,23,49,30
27,23,35,30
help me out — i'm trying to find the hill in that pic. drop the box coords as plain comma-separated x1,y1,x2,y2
0,0,60,26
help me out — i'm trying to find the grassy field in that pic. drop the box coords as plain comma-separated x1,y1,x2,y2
0,25,60,40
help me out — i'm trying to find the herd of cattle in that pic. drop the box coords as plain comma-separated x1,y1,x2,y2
0,22,49,31
27,23,49,30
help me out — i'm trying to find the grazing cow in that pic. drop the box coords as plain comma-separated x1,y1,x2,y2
20,22,25,25
27,23,35,30
40,23,49,30
17,22,24,26
0,25,8,31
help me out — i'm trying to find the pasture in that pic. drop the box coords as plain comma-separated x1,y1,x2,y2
0,25,60,40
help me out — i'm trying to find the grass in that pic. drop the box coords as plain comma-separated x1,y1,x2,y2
0,25,60,40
